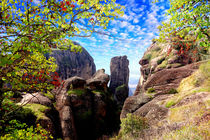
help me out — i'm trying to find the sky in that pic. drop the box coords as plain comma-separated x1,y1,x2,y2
30,0,170,94
70,0,171,94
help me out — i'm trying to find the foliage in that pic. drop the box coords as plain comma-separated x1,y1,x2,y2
156,0,209,60
0,0,124,95
147,87,155,93
1,123,53,140
67,89,85,96
120,113,148,137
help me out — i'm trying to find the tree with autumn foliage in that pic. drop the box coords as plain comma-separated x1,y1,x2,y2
156,0,209,60
0,0,124,138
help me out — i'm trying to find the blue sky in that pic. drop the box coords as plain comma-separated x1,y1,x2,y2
71,0,170,93
31,0,170,93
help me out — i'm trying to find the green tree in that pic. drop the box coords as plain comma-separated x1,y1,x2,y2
157,0,209,53
0,0,124,137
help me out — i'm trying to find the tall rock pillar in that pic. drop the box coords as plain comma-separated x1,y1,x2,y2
109,55,129,105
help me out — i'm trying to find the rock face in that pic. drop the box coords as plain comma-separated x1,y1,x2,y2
109,55,129,105
119,41,210,139
46,43,96,80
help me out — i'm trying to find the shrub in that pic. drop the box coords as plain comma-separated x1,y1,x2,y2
165,100,176,108
0,123,53,140
167,88,178,94
147,87,155,93
120,113,148,137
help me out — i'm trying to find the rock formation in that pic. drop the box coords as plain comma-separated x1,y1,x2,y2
51,69,120,140
46,43,96,80
118,42,210,139
109,55,129,105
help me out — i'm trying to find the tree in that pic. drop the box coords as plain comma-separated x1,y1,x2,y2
0,0,124,136
156,0,209,58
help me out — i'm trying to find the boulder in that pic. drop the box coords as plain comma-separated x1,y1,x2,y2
120,94,151,119
64,76,86,90
86,69,109,90
20,92,52,106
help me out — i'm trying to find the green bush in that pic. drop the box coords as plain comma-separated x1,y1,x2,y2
147,87,155,93
167,88,178,94
120,114,148,137
0,123,53,140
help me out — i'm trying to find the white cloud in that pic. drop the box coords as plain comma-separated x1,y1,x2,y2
120,21,129,28
33,0,40,4
133,18,139,23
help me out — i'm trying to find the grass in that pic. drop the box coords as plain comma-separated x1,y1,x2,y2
67,89,85,96
158,59,168,68
147,87,155,94
165,100,176,108
23,103,50,120
159,124,210,140
157,57,165,65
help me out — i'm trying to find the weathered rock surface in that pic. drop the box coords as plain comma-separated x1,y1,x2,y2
46,43,96,80
86,69,110,90
143,63,200,94
20,92,52,106
109,55,129,105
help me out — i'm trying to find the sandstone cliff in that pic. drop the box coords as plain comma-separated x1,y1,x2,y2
109,55,129,105
116,42,210,140
46,43,96,80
